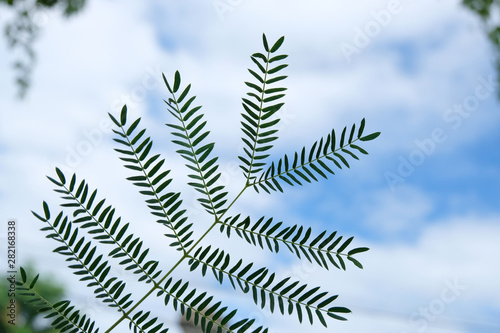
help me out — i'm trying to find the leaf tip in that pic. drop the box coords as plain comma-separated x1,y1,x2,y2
173,71,181,93
120,105,127,126
262,33,269,52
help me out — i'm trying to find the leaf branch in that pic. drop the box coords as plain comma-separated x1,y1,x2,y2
187,246,351,325
32,205,169,333
17,267,99,333
109,106,193,253
163,73,228,218
252,119,380,193
218,215,368,270
48,169,163,284
239,34,288,183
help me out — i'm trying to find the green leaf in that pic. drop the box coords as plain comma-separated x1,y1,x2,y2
316,309,327,327
350,144,368,155
337,236,353,253
347,256,363,269
120,105,127,126
329,306,351,313
268,64,288,74
358,118,366,137
108,112,121,127
347,247,369,256
173,71,181,93
247,69,264,84
298,286,320,303
270,36,285,53
162,73,173,93
245,81,263,93
252,52,267,62
29,274,40,289
266,75,287,84
46,176,61,187
262,33,269,52
269,54,288,63
348,123,355,143
43,201,50,220
20,267,27,283
360,132,381,141
55,168,66,185
339,127,346,147
127,118,141,136
317,295,338,309
327,312,348,321
178,84,191,104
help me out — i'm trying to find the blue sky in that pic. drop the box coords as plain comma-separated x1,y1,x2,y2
1,0,499,332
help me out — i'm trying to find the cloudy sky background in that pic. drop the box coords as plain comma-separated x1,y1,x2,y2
1,0,500,332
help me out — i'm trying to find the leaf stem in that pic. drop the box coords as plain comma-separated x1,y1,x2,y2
168,91,221,218
245,50,270,182
118,124,189,254
219,220,355,259
59,180,161,284
253,137,363,187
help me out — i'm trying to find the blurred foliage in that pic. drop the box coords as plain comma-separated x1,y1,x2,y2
0,1,499,98
462,0,497,20
462,0,500,43
179,311,219,333
0,263,65,333
462,0,500,88
0,0,86,98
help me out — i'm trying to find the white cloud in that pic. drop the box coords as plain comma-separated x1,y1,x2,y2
362,185,434,235
143,0,499,159
255,215,500,333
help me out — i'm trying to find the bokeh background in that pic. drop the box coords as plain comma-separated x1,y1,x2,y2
1,0,499,332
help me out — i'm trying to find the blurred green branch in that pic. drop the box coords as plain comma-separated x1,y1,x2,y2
0,263,65,333
462,0,500,94
0,0,86,98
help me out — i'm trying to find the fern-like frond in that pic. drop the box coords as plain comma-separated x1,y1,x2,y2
239,34,288,183
109,106,194,253
187,246,350,325
162,72,228,218
218,215,368,270
32,204,169,333
252,118,380,193
157,277,268,333
16,267,99,333
25,33,380,333
32,205,133,310
47,169,163,284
